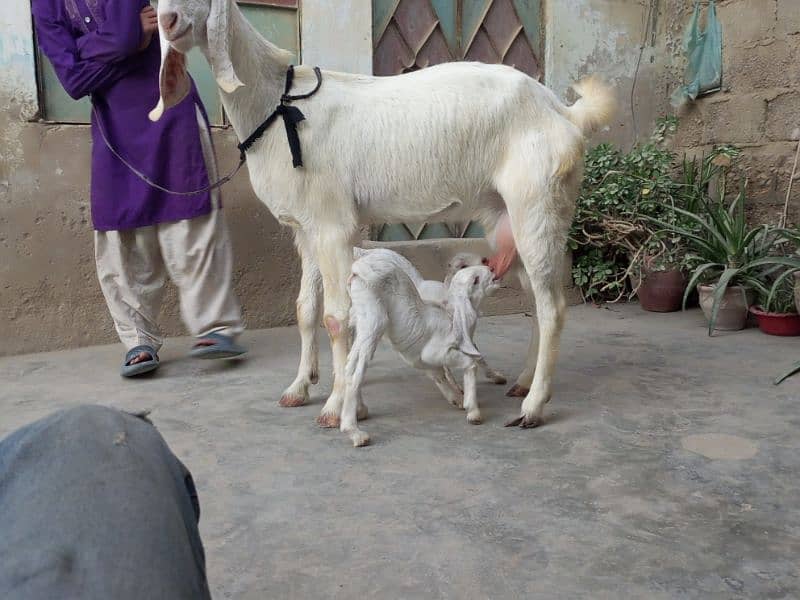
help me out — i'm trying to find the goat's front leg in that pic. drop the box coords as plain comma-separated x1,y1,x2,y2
462,361,481,424
446,351,481,424
280,234,321,407
315,231,356,428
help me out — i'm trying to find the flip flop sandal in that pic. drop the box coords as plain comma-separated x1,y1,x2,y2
189,332,247,360
121,345,160,378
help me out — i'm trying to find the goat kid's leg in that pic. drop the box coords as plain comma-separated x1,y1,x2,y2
428,369,463,408
280,238,321,407
340,332,379,448
316,232,356,428
477,356,507,385
462,361,482,424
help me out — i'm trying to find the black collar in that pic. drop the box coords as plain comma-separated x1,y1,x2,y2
237,65,323,169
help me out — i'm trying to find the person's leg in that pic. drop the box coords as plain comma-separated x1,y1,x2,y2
95,227,168,371
0,405,211,600
158,107,244,354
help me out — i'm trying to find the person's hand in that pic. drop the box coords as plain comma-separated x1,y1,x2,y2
138,5,158,51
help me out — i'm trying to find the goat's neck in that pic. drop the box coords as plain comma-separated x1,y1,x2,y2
214,7,292,143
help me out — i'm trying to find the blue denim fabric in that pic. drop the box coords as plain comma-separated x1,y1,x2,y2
0,405,211,599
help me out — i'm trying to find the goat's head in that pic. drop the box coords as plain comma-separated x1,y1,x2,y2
149,0,243,121
446,266,497,357
444,252,484,287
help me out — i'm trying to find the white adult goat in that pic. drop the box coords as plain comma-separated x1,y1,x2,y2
150,0,615,429
354,247,507,385
343,252,498,447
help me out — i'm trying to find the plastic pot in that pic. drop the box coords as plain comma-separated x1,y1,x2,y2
749,306,800,336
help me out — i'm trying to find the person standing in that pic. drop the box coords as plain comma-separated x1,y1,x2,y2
32,0,246,377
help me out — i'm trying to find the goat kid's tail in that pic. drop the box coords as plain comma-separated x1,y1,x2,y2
565,76,615,136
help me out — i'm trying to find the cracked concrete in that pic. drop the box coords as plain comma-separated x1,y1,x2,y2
1,304,799,598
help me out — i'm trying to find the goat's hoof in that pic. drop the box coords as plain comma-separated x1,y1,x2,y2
279,393,307,408
504,414,542,428
506,384,529,398
467,412,483,425
490,375,508,385
350,431,371,447
317,413,341,428
357,404,369,421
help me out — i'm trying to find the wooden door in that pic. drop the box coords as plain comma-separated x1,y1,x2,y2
372,0,543,241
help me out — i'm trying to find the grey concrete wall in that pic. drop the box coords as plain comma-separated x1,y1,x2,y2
544,0,682,149
671,0,800,224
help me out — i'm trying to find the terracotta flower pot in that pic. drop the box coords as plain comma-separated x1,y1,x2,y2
697,284,753,331
632,268,686,312
749,306,800,336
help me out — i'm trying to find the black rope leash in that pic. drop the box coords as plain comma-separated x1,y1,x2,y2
238,65,323,168
93,65,323,196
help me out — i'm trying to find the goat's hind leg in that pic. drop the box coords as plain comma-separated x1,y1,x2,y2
496,156,575,428
280,234,322,407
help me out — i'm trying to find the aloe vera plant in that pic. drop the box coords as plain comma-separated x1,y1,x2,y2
651,181,800,335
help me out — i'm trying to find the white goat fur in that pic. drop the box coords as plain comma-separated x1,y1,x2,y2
343,253,497,446
354,247,507,385
152,0,615,428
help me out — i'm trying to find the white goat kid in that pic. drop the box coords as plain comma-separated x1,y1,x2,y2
150,0,615,429
354,247,507,386
343,254,498,446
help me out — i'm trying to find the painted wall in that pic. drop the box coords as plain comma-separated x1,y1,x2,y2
301,0,372,74
544,0,680,149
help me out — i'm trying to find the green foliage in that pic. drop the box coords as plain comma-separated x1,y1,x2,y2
651,182,800,334
571,117,712,302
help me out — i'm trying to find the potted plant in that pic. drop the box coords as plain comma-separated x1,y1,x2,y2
628,241,687,312
750,272,800,336
653,182,800,335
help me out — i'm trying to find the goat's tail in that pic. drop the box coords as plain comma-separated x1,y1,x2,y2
564,76,615,136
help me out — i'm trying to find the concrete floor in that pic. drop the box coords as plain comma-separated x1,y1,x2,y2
1,304,799,599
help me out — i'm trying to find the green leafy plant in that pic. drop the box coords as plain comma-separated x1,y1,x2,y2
651,181,800,334
570,118,684,302
570,117,739,303
758,271,797,314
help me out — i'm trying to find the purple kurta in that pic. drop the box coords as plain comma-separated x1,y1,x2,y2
32,0,213,231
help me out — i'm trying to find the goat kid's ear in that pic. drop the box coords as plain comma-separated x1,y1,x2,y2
451,297,481,358
149,36,190,121
208,0,244,93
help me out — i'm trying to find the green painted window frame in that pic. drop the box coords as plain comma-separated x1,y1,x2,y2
34,0,300,125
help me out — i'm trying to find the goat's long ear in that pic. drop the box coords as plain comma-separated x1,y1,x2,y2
149,36,190,121
451,295,481,358
208,0,244,93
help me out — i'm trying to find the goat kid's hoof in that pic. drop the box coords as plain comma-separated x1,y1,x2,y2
279,393,307,408
317,413,341,428
349,431,371,447
506,384,529,398
504,414,542,428
467,411,483,425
